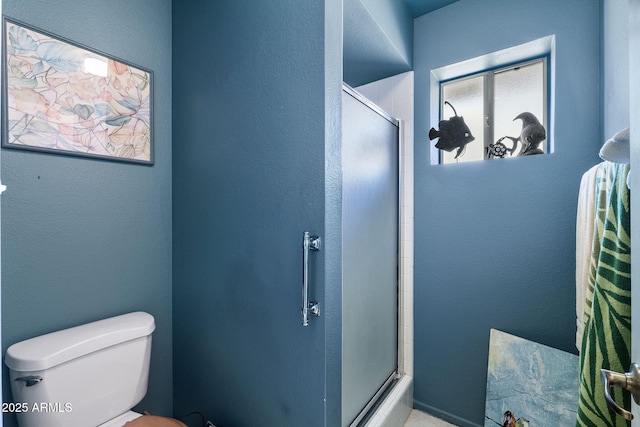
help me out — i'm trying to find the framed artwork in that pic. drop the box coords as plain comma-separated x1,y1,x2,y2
484,329,579,427
2,18,153,165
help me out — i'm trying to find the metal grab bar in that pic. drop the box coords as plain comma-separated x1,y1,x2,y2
302,232,321,326
601,364,640,420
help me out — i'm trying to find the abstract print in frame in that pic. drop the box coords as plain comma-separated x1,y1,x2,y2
484,329,579,427
2,18,153,165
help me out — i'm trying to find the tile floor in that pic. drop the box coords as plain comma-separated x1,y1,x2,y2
403,410,458,427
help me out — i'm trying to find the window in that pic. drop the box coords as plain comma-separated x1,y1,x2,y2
434,57,549,164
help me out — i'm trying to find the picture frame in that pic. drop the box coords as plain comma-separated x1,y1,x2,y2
484,329,579,427
2,18,153,165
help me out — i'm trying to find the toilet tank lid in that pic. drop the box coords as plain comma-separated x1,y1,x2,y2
5,312,155,372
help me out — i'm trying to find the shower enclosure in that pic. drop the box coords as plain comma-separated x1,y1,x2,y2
341,85,400,426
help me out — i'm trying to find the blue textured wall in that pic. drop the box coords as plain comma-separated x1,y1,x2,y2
360,0,413,58
413,1,601,425
172,1,342,426
1,1,173,425
343,0,413,86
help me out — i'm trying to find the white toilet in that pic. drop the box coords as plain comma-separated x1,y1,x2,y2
5,311,181,427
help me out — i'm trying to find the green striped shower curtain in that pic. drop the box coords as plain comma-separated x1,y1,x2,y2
576,162,631,427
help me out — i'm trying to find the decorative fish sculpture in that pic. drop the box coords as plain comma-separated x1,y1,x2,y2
514,112,545,156
429,101,475,159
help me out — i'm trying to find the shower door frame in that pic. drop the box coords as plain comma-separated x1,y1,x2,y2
630,1,640,425
341,83,402,427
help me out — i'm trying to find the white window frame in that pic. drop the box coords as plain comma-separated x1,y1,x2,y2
429,35,556,165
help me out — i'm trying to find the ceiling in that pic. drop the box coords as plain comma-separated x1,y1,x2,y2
402,0,459,18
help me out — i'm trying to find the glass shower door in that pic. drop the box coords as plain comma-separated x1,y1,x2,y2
342,85,400,426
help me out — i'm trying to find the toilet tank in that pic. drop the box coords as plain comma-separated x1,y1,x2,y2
4,312,155,427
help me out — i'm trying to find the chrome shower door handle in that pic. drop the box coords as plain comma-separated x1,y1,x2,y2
302,232,321,326
601,363,640,420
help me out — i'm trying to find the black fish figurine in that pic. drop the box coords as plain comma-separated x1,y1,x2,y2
429,101,475,159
